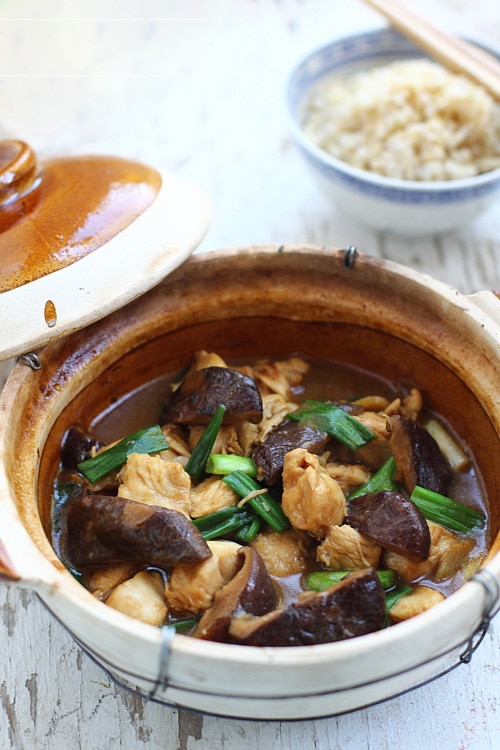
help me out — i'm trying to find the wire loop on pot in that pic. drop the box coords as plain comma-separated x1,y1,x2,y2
460,567,499,664
16,352,41,370
342,245,358,269
471,566,500,616
148,625,175,699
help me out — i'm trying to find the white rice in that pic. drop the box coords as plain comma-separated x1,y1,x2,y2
302,58,500,181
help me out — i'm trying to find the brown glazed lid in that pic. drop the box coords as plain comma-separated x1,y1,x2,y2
0,140,211,361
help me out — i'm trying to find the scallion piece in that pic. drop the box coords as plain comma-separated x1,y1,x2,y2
410,485,485,534
77,425,169,483
425,418,470,471
385,584,413,613
185,405,226,479
171,618,199,633
306,568,397,592
192,505,258,540
234,516,263,544
347,456,397,500
223,470,290,533
206,453,257,477
287,400,374,450
191,506,243,532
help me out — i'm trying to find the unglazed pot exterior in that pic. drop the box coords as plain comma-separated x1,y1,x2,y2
0,246,499,720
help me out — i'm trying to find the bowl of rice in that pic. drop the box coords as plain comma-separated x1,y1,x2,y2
287,28,500,235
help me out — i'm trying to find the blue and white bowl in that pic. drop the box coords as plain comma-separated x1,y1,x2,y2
287,28,500,235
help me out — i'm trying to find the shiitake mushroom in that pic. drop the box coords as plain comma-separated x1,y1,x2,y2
160,366,263,425
228,568,386,646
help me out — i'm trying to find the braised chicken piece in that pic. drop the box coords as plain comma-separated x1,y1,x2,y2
228,568,386,646
160,423,191,459
317,524,382,569
389,415,452,495
188,350,228,372
117,453,191,517
188,423,243,456
250,529,314,577
237,356,309,400
281,448,346,538
351,411,392,469
189,475,239,518
165,540,241,615
383,520,476,582
351,395,390,412
106,570,167,626
324,461,372,494
86,563,138,601
388,584,445,622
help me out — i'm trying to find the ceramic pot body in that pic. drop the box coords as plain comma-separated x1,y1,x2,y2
0,246,499,720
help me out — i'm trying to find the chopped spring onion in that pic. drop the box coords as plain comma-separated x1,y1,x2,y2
385,584,413,613
192,505,258,540
191,506,243,531
234,516,263,544
347,456,397,500
171,618,199,633
77,425,169,484
306,568,397,592
287,400,375,450
223,470,291,533
206,453,257,477
411,485,485,534
425,419,470,472
185,405,226,479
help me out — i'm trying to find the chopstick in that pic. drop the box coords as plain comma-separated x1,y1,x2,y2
362,0,500,102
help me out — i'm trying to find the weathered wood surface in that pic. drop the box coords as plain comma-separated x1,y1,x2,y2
1,1,499,748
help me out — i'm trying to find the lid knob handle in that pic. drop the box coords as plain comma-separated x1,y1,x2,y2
0,140,40,207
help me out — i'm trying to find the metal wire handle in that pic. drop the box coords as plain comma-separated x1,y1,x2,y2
16,352,41,370
342,245,358,269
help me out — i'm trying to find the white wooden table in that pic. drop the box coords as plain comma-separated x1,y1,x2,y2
1,1,499,748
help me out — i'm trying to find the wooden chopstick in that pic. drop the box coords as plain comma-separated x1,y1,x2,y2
362,0,500,102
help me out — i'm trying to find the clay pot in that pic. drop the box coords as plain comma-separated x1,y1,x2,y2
0,245,499,720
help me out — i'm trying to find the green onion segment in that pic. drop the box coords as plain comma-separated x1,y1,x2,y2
223,470,290,533
185,405,227,479
306,568,397,592
287,400,375,450
77,425,169,483
206,453,257,477
410,485,485,534
192,506,257,540
347,456,397,500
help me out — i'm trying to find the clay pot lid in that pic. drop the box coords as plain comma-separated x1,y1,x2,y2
0,139,211,361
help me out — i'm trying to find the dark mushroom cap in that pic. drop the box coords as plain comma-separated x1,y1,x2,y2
229,568,386,646
345,490,431,561
66,494,211,569
193,547,277,642
160,366,263,425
